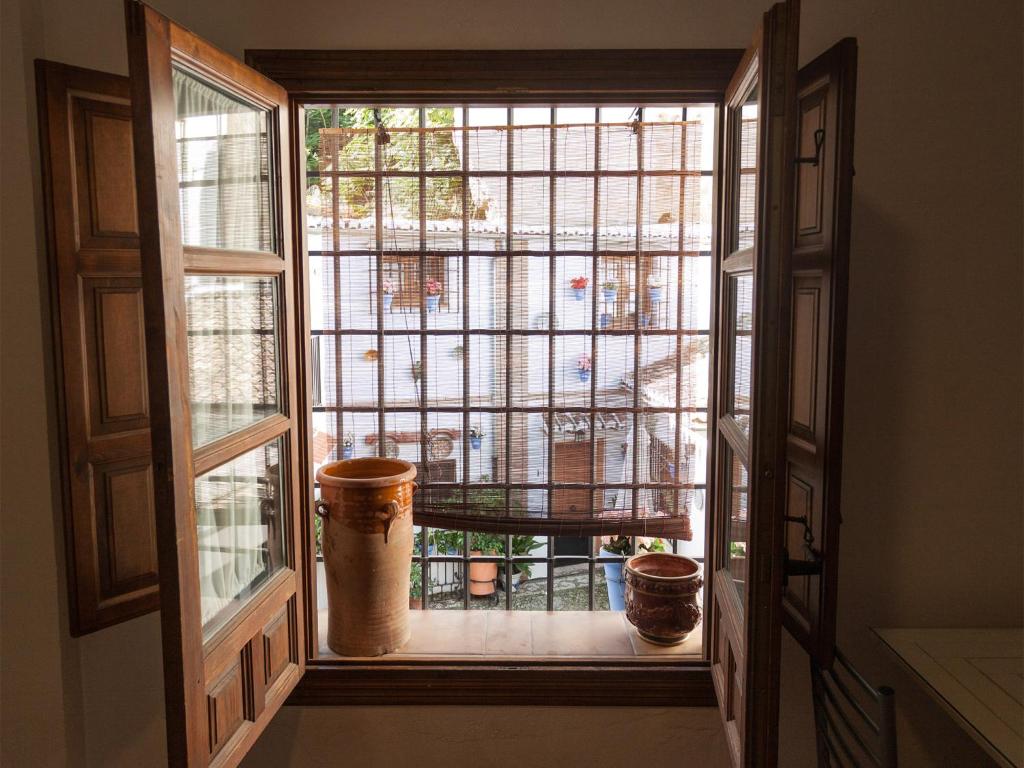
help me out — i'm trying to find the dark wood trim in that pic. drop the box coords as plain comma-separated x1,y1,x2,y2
244,49,744,103
290,663,716,707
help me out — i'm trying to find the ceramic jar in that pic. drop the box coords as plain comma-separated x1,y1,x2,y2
316,457,418,656
624,552,703,645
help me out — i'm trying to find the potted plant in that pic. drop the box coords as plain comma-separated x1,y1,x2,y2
599,536,668,610
504,534,542,591
577,354,592,383
425,278,442,312
469,425,484,450
599,312,612,330
382,278,395,312
601,280,618,303
409,560,423,609
648,273,665,304
469,532,503,597
570,275,589,301
341,432,354,460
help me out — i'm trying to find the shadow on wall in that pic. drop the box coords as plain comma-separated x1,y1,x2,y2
812,196,1007,767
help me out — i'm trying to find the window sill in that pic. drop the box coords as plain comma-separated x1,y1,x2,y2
289,609,714,706
318,608,703,660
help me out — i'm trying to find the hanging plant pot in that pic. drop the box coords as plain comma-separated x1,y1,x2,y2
426,294,441,312
602,287,618,303
648,286,664,304
382,293,394,312
578,368,591,383
573,287,586,301
599,312,612,330
470,435,482,450
342,445,354,460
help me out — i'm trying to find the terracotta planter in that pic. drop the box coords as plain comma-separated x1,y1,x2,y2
468,550,497,596
316,457,418,656
624,553,703,646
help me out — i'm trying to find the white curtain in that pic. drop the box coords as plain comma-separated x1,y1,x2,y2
174,67,272,252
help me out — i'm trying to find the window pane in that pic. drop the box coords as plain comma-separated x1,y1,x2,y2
186,275,280,448
196,436,286,634
734,84,759,251
174,67,274,252
725,448,748,599
728,272,753,436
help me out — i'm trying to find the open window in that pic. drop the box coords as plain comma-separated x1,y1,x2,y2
124,2,305,764
708,2,799,764
34,1,857,764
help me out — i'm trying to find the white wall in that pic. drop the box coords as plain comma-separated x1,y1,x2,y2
2,0,1020,766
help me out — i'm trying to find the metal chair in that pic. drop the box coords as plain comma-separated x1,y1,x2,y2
809,649,898,767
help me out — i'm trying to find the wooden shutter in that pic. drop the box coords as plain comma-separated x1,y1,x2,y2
37,60,159,635
708,1,800,765
781,39,858,666
125,2,305,764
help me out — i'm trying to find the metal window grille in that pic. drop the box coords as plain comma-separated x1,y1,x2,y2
306,106,714,611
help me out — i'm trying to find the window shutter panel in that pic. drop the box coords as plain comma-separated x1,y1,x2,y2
37,60,159,635
781,38,858,666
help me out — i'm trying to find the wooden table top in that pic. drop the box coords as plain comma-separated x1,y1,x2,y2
875,628,1023,768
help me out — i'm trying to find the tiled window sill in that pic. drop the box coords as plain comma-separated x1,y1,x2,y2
317,608,703,661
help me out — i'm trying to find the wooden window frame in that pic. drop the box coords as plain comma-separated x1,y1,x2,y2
246,48,743,707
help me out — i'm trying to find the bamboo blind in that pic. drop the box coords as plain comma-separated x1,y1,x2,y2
308,116,711,537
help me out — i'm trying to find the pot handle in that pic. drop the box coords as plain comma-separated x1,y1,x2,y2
314,499,330,523
377,500,401,544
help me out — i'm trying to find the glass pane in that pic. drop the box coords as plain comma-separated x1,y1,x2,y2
186,275,281,448
734,83,759,251
725,448,749,599
729,272,754,435
196,436,286,634
173,67,275,252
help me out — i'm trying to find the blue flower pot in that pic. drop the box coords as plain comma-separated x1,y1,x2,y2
573,287,586,301
602,288,617,303
578,369,590,383
342,445,354,460
640,312,651,328
470,436,482,450
648,286,663,304
599,313,611,329
382,293,393,311
600,548,626,611
426,294,440,312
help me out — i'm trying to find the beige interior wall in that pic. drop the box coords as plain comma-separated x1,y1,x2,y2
2,0,1020,766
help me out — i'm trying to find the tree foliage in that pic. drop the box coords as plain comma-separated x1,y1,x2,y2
305,107,463,221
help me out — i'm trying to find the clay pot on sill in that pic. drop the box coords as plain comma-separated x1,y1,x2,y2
468,550,498,596
624,552,703,646
316,457,418,656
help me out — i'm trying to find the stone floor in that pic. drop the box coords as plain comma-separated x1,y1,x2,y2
428,563,613,611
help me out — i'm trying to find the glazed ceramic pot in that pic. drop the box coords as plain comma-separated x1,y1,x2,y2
316,457,418,656
624,552,703,645
426,294,441,312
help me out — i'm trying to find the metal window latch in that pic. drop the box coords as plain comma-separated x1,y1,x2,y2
783,513,823,584
795,128,825,167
